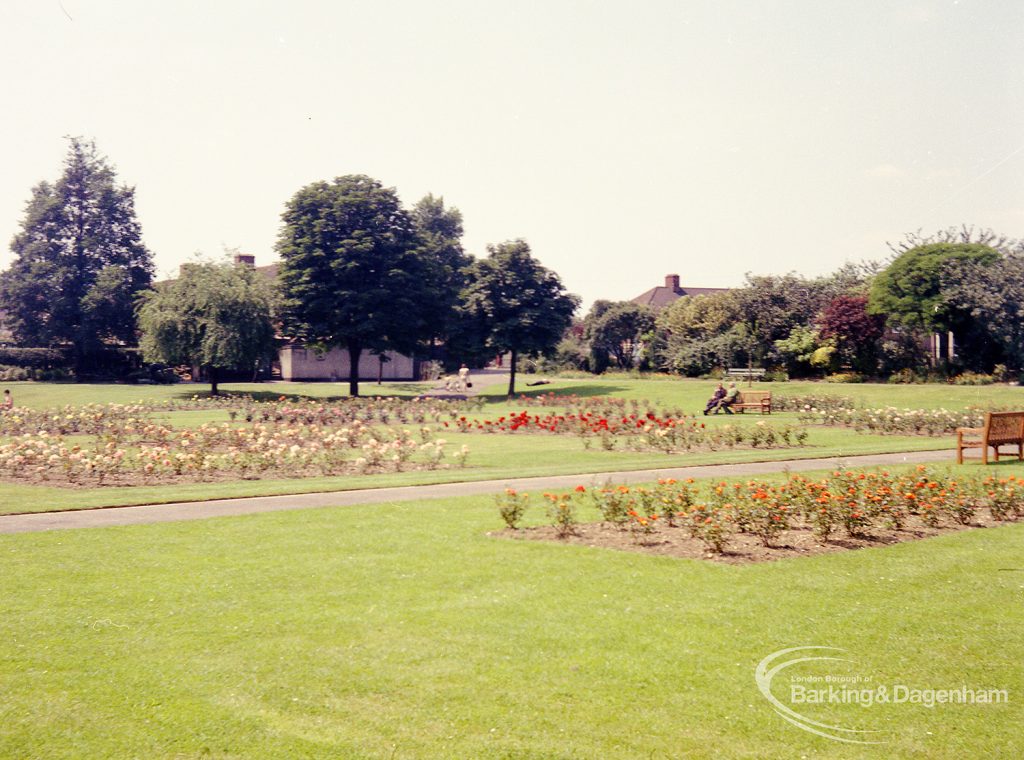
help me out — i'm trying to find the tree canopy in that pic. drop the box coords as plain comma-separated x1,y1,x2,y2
818,295,885,374
137,258,275,395
867,243,1000,332
584,301,655,370
411,194,472,352
276,175,444,396
942,254,1024,373
0,138,153,373
461,240,579,396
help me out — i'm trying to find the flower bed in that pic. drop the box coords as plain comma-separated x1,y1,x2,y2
0,402,471,486
772,394,856,413
496,467,1024,564
0,403,153,436
445,408,807,453
797,406,986,435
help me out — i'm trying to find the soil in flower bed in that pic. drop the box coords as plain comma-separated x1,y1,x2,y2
494,513,1023,565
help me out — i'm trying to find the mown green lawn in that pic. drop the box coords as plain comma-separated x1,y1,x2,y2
0,380,430,409
5,375,1022,413
486,375,1024,412
1,485,1020,758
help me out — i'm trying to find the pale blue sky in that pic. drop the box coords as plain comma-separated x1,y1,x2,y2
1,0,1022,308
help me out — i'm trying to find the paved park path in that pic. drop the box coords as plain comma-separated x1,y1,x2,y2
0,448,956,535
419,366,518,399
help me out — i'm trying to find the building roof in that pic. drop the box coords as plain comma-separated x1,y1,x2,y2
157,256,279,286
254,262,279,280
632,275,730,309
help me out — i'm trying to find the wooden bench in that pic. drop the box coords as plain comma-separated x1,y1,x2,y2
956,411,1024,464
731,390,772,414
727,367,766,380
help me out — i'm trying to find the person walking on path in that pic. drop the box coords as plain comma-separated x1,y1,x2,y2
703,383,726,415
713,382,739,414
1,389,11,412
457,364,471,392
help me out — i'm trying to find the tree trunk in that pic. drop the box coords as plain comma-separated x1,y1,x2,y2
347,340,362,397
507,348,517,398
72,343,85,382
208,365,219,396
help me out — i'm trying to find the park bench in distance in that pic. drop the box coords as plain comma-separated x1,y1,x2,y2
727,367,766,381
956,411,1024,464
732,390,772,414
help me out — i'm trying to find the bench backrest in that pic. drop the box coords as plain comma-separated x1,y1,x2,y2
985,412,1024,442
737,391,771,403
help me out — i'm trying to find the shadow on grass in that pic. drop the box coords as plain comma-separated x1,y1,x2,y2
162,383,434,403
479,383,632,402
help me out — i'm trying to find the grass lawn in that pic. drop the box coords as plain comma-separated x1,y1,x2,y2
485,375,1024,412
1,486,1020,758
5,376,1022,413
0,380,432,409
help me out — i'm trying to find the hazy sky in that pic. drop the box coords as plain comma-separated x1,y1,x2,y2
2,0,1022,309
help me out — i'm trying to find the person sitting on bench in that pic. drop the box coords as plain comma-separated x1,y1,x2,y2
703,383,726,415
713,382,739,414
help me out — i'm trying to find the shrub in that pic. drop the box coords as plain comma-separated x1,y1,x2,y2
543,491,579,538
887,368,918,384
589,484,633,526
0,365,30,381
684,506,734,553
951,371,995,386
495,488,529,529
0,365,73,381
825,372,865,383
418,360,444,381
627,506,660,544
0,347,68,368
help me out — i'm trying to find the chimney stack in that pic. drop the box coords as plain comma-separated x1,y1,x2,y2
234,253,256,267
665,274,680,291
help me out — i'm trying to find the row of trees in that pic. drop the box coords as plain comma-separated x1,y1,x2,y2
1,139,1019,391
0,140,579,396
553,228,1024,380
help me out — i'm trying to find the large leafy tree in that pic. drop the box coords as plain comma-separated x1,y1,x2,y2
137,258,275,395
411,194,472,358
867,243,1000,332
734,273,832,366
276,175,441,396
654,290,745,375
0,138,153,373
461,240,579,397
942,254,1024,374
818,295,885,374
584,301,655,370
